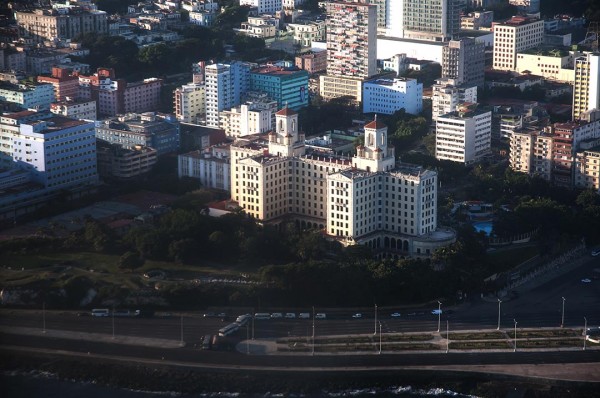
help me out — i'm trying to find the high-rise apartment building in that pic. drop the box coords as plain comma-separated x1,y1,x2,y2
572,52,600,121
435,104,492,164
320,0,377,102
492,16,544,71
0,81,55,111
442,38,485,88
402,0,461,42
204,62,253,128
431,78,478,121
230,107,455,255
174,82,205,124
249,65,309,111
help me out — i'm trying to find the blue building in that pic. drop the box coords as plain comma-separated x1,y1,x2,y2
250,65,309,111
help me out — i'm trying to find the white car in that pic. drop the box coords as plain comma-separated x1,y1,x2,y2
391,312,401,318
431,309,442,315
270,313,283,319
581,278,592,283
315,313,327,319
352,313,362,319
284,313,296,319
298,313,310,319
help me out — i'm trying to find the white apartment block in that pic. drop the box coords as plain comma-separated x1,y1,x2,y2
239,0,282,14
50,99,97,121
575,146,600,192
362,78,423,115
515,49,579,83
230,107,455,256
319,75,364,103
238,21,277,38
573,52,600,121
287,21,326,48
178,144,231,191
174,82,205,124
493,16,544,71
0,82,55,111
402,0,461,42
432,78,478,122
204,62,252,128
0,111,98,189
382,54,409,76
436,105,492,164
220,104,273,138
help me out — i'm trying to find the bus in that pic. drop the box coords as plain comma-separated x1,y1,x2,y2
91,308,109,317
218,323,240,337
235,314,252,326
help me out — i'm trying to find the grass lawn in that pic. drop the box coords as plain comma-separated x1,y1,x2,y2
516,329,578,338
449,341,512,350
447,331,505,340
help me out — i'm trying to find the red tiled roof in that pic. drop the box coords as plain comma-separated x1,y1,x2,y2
364,119,386,129
276,107,297,116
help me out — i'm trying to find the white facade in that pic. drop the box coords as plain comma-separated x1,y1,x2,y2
493,17,544,71
239,0,282,14
0,82,55,110
402,0,460,42
377,37,445,64
0,111,97,189
432,78,478,121
382,53,409,75
436,106,492,164
50,99,97,120
174,82,205,124
515,50,579,83
363,78,423,115
573,52,600,121
178,145,230,191
288,21,326,48
204,62,252,128
220,104,273,138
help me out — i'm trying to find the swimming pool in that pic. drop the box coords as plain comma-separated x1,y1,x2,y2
473,221,493,235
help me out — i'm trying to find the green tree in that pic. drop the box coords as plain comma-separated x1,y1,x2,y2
118,251,145,272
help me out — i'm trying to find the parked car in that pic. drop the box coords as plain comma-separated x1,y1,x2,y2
391,312,401,318
431,309,442,315
315,313,327,319
352,313,362,319
581,278,592,283
271,313,283,319
298,313,310,319
285,313,296,319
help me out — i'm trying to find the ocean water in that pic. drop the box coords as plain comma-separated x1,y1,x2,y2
1,371,480,398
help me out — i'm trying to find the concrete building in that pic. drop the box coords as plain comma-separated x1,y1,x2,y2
431,78,478,121
178,143,231,191
382,53,409,76
230,107,455,256
174,82,205,124
295,50,327,74
509,0,540,14
515,48,579,83
37,67,79,102
461,11,494,30
320,0,377,103
0,110,98,189
78,68,162,117
436,104,492,164
402,0,461,42
0,81,55,111
362,78,423,115
219,103,274,138
377,37,447,64
572,52,600,121
575,145,600,192
95,112,180,156
442,38,485,88
492,16,544,71
204,61,253,128
249,65,309,111
50,98,97,120
239,0,282,14
288,21,326,48
96,141,157,180
15,8,108,44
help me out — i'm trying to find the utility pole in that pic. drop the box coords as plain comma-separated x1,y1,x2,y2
374,303,378,335
42,302,46,334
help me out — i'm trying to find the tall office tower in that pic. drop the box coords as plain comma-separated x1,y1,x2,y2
492,16,544,71
572,52,600,121
402,0,461,42
325,0,377,79
204,61,252,128
371,0,388,35
442,38,486,88
321,0,377,102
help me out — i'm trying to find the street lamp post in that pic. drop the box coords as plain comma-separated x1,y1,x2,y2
583,317,587,351
42,301,46,334
252,307,255,340
112,305,115,339
513,319,517,352
446,320,449,353
374,304,378,335
437,301,442,332
312,306,315,356
561,297,566,328
180,314,184,346
246,324,250,354
497,299,502,330
378,322,382,354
